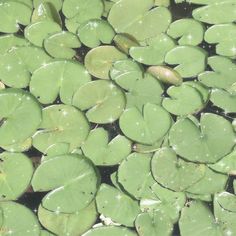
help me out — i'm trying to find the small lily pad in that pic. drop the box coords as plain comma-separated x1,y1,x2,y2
130,34,175,65
169,113,235,163
44,31,81,59
151,147,206,192
96,183,140,226
119,103,172,145
72,80,126,124
77,19,115,48
30,60,91,105
108,0,171,41
33,104,90,153
82,128,131,166
0,152,33,200
165,46,207,78
32,154,99,213
167,19,204,46
84,46,127,79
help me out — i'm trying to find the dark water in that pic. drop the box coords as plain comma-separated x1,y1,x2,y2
15,1,236,235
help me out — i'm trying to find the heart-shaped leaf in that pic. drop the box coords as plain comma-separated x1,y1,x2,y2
77,19,115,48
32,154,99,213
72,80,126,124
119,104,172,145
82,128,131,166
151,147,206,192
0,152,33,200
96,183,140,226
84,46,127,79
33,104,90,153
108,0,171,41
169,113,235,163
167,19,204,46
0,88,42,147
130,34,175,65
30,60,91,105
165,46,207,78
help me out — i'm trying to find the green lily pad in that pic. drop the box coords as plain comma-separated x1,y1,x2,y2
186,192,212,202
0,46,52,88
72,80,126,124
38,201,97,236
96,183,140,226
44,31,81,59
162,82,208,116
165,46,207,78
0,88,42,147
151,147,206,192
30,60,91,105
119,103,172,145
77,19,115,48
1,137,32,153
179,201,221,236
210,88,236,113
0,34,28,55
40,230,54,236
130,34,175,65
81,128,131,166
215,192,236,212
169,113,235,163
167,19,204,46
155,0,170,6
140,183,186,223
209,148,236,175
84,46,127,79
0,152,33,200
33,104,90,153
193,1,236,24
82,226,138,236
205,24,236,58
33,0,63,11
103,0,115,17
108,0,171,41
113,34,140,54
118,153,155,200
32,154,99,213
135,211,173,236
0,201,40,236
0,1,32,33
25,21,61,47
147,66,182,86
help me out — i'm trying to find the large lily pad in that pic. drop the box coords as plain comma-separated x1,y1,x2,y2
30,60,91,105
169,113,235,163
81,128,131,166
33,104,89,153
0,88,42,147
72,80,126,124
32,154,99,213
108,0,171,41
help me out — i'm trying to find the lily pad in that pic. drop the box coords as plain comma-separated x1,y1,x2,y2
119,103,172,145
0,88,42,147
0,201,40,236
130,34,175,65
30,60,91,105
0,152,33,200
96,183,140,226
81,128,131,166
108,0,171,41
38,201,97,236
169,113,235,163
0,1,32,33
32,154,99,213
165,46,207,78
33,104,90,153
77,19,115,48
72,80,126,124
33,0,63,11
44,31,81,59
1,137,32,153
151,147,206,192
167,19,204,46
84,46,127,79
